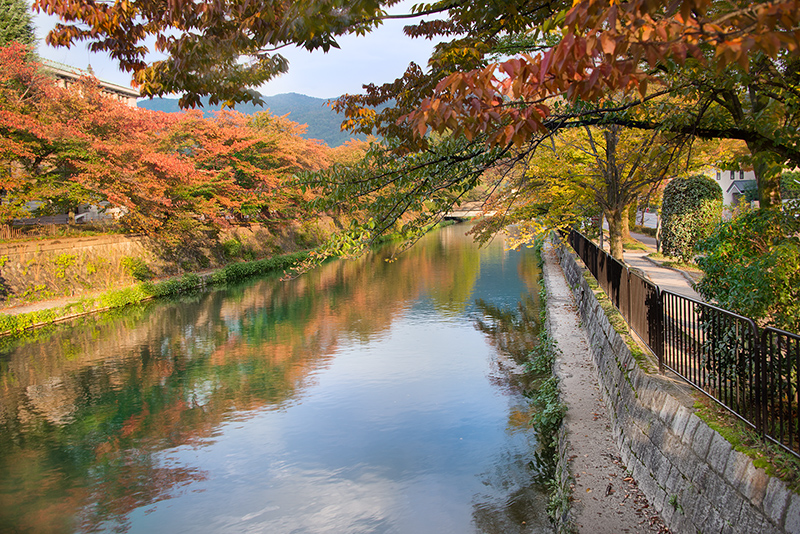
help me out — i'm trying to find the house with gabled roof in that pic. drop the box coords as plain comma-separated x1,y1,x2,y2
702,168,757,207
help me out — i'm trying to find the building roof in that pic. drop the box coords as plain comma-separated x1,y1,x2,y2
42,59,140,99
726,180,757,194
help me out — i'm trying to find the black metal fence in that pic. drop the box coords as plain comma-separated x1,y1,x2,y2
565,229,800,458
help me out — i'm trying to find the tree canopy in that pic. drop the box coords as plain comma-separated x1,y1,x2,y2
0,43,364,234
34,0,800,212
0,0,36,48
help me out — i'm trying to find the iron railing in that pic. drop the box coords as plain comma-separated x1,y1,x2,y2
564,229,800,458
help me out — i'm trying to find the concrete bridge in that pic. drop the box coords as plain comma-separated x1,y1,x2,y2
444,201,488,220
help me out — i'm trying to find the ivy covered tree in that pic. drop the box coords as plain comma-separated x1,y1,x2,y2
659,175,723,263
0,0,36,48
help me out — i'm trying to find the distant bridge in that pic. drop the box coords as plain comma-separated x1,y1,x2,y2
444,201,488,221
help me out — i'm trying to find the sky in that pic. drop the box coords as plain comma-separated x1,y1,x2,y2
32,0,439,100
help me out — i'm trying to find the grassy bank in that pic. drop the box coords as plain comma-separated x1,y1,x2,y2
525,240,569,527
0,251,309,336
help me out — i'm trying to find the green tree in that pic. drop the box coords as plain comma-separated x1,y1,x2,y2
660,175,723,262
471,124,684,260
33,0,800,244
0,0,35,47
696,206,800,332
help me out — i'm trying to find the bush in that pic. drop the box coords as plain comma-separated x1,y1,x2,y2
782,171,800,200
120,256,153,281
221,238,243,259
660,175,723,262
696,205,800,332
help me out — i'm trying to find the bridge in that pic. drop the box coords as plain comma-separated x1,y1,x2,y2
444,201,487,220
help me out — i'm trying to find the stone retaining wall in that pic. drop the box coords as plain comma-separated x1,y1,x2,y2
0,235,151,303
555,240,799,534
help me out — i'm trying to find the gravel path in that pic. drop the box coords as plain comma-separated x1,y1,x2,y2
543,242,671,533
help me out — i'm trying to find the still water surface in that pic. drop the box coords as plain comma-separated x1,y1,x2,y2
0,224,552,534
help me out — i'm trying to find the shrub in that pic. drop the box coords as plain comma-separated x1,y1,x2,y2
660,175,723,262
696,205,800,332
221,238,243,259
782,171,800,200
120,256,154,281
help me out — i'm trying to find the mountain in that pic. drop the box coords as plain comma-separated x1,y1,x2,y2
137,93,366,147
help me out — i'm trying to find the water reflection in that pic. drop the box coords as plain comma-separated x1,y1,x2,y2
0,225,552,533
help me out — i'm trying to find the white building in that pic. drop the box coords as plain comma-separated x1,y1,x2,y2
42,60,140,107
702,168,757,207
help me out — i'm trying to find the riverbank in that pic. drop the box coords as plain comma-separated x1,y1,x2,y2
0,251,308,336
551,235,800,534
542,241,670,533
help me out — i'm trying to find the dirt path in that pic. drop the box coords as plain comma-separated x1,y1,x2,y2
543,242,671,534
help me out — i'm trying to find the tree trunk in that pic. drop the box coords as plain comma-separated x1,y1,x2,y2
606,208,625,261
622,203,633,239
747,141,783,208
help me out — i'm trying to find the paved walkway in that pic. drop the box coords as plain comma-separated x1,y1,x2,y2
613,231,703,301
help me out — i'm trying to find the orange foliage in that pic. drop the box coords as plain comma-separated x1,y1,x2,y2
0,43,346,230
408,0,800,147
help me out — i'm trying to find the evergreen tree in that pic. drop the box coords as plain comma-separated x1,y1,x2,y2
0,0,36,48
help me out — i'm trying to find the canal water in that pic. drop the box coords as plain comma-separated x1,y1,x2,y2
0,224,552,534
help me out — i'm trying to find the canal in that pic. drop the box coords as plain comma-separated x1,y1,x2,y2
0,224,553,533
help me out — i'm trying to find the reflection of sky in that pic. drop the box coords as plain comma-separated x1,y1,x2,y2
112,235,547,534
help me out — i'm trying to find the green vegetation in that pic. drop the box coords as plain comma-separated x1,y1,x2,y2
696,205,800,332
0,251,309,336
622,238,648,251
693,396,800,493
646,252,701,272
0,0,35,47
781,172,800,200
526,241,570,527
120,256,154,281
660,175,723,263
632,225,658,238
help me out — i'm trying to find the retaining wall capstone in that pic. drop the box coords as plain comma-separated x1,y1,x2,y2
554,239,799,534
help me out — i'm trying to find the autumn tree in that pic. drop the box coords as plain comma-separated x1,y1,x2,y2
33,0,800,250
472,124,684,259
0,43,335,234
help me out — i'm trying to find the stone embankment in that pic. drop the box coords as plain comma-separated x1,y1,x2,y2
0,223,319,309
547,238,799,534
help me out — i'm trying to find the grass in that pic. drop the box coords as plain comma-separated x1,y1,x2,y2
693,396,800,493
646,252,702,272
623,238,649,251
0,250,309,336
632,225,658,237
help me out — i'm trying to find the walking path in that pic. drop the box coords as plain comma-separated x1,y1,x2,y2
621,231,702,301
543,243,671,533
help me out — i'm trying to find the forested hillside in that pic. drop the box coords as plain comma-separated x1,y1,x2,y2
138,93,366,147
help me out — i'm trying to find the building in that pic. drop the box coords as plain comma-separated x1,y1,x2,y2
42,59,140,107
703,168,757,207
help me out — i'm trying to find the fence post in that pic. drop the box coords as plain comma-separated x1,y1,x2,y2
657,291,665,373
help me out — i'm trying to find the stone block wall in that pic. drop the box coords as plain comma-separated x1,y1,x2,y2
555,242,799,534
0,235,151,303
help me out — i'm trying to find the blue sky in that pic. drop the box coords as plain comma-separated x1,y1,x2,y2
33,0,438,100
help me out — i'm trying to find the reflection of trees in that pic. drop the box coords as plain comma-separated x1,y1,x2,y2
0,224,482,533
470,257,551,534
